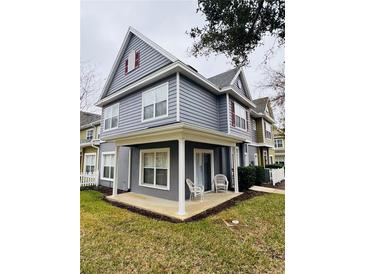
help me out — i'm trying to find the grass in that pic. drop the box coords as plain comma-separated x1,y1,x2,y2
80,191,285,273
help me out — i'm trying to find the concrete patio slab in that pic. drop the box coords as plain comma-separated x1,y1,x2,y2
250,185,285,194
106,191,241,221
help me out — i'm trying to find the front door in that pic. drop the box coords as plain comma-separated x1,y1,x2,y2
194,149,214,192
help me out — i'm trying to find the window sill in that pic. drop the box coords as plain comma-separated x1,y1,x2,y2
101,177,114,182
141,114,169,123
139,183,170,191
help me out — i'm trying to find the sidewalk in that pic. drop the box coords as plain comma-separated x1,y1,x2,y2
249,185,285,195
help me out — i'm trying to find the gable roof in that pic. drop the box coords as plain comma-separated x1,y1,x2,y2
252,97,274,119
80,111,101,128
99,26,178,101
208,67,240,88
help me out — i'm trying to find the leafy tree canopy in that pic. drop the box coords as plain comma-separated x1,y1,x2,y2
189,0,285,66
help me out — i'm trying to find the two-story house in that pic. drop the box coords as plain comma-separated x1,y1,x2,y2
273,127,285,164
95,27,269,216
80,111,101,174
248,97,276,167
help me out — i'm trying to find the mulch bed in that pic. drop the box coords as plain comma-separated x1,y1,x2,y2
101,190,265,223
260,180,285,190
80,185,125,196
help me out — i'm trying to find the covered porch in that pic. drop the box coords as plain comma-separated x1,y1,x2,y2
107,123,246,217
106,191,241,221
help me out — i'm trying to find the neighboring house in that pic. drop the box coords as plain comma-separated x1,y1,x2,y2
273,127,285,165
95,26,273,215
248,97,276,167
80,111,101,175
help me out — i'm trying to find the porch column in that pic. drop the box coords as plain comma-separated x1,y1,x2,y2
178,139,186,215
232,146,239,193
112,145,120,196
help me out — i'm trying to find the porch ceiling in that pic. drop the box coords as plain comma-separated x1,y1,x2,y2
106,191,241,221
105,123,244,147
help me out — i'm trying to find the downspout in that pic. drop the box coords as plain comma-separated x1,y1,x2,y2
91,125,100,186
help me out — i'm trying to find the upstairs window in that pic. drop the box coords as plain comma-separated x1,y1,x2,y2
142,83,168,121
275,139,284,148
252,119,256,131
125,50,140,74
86,129,94,141
234,102,248,131
84,153,96,174
104,104,119,131
265,121,272,139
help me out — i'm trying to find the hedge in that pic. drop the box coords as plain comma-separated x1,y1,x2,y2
265,163,284,169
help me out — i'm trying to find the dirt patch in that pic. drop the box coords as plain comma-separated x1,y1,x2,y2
102,190,265,223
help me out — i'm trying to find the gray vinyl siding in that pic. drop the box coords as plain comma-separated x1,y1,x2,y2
228,95,252,141
99,142,130,190
233,76,248,98
128,141,232,201
251,117,257,143
130,141,178,201
180,76,220,131
218,94,228,132
101,76,177,138
105,33,172,97
248,145,258,166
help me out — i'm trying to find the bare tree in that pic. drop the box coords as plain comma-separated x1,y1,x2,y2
80,61,101,112
258,62,285,128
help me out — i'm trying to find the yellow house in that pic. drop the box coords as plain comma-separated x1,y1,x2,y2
80,111,101,174
273,127,285,164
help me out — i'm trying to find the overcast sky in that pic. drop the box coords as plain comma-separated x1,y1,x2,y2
81,0,284,110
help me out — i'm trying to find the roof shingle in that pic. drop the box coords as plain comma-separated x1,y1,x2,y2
80,111,101,127
208,67,240,88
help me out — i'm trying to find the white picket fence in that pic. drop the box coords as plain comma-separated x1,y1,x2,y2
269,167,285,186
80,171,99,187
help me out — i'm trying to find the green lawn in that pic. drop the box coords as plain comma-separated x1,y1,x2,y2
80,191,284,273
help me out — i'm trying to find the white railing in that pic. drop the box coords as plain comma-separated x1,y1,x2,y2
80,171,99,187
269,167,285,186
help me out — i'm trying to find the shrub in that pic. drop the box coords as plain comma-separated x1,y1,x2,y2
238,166,256,190
265,163,284,169
254,166,266,185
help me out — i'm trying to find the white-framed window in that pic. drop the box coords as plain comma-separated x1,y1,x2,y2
139,148,170,190
234,102,248,131
84,153,96,174
252,119,256,130
269,155,274,164
142,82,168,121
86,129,94,141
101,152,115,181
244,144,249,167
254,153,258,166
275,139,284,148
265,121,272,139
125,50,140,74
263,150,268,165
104,104,119,131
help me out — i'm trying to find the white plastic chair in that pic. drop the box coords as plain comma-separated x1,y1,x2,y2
213,174,229,193
186,178,204,201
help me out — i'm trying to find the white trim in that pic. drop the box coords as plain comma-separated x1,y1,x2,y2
101,151,116,181
226,93,230,134
193,149,215,193
103,103,119,132
232,146,239,193
178,139,185,215
176,72,180,122
254,153,258,166
112,147,119,196
83,153,96,173
269,155,274,165
96,61,257,110
141,82,169,122
127,148,131,189
229,68,242,86
139,148,170,191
